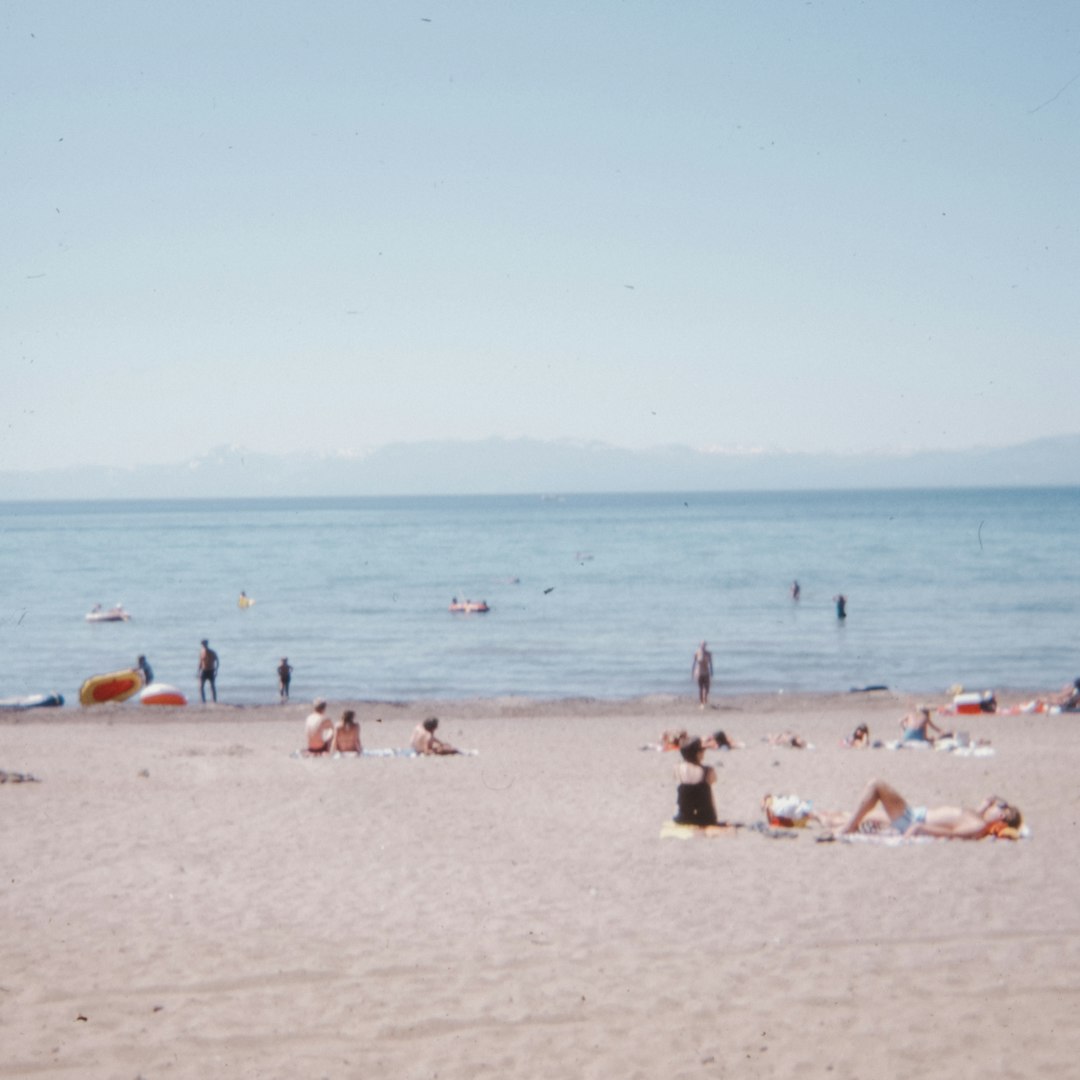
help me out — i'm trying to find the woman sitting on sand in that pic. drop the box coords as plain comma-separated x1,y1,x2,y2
673,738,719,826
334,710,361,755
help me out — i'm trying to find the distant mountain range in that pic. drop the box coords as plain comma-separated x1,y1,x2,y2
2,435,1079,500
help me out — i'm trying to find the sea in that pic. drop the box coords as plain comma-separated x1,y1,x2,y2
3,487,1078,706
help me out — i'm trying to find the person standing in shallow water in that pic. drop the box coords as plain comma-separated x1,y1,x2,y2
277,657,293,701
834,594,847,619
692,641,713,707
198,639,219,702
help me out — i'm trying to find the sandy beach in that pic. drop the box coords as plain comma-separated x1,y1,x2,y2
2,689,1078,1079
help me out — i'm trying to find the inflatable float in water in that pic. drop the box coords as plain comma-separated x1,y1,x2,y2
85,605,132,623
79,668,144,706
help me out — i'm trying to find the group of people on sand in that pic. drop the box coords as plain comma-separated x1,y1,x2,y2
669,698,1023,839
303,699,460,757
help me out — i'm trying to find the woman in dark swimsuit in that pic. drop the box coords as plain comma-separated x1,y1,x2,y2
673,738,719,826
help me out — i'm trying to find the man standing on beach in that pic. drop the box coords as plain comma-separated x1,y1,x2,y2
692,641,713,707
198,639,219,703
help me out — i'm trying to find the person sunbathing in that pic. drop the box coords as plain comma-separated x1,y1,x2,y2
659,728,689,751
837,779,1021,839
673,737,719,826
766,731,807,748
1051,678,1080,709
334,709,362,755
411,717,461,755
703,729,744,750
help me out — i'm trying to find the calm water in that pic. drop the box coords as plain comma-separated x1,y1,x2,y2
3,488,1078,705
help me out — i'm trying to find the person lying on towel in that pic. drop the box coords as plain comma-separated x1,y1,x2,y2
832,779,1022,839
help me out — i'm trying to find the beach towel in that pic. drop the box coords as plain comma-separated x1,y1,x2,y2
880,739,994,757
659,820,745,839
818,824,1028,845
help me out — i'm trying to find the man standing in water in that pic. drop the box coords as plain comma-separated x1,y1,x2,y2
198,639,219,703
692,641,714,707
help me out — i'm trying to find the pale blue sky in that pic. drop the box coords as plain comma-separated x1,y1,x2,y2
4,1,1078,473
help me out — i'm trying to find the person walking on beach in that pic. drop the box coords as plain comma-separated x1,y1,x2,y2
197,639,219,703
692,641,713,707
277,657,293,701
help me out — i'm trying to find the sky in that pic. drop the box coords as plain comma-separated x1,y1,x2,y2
4,1,1079,473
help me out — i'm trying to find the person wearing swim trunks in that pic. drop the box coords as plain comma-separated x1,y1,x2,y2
305,698,334,754
197,639,219,703
899,706,945,744
838,779,1022,838
673,738,719,826
691,641,713,707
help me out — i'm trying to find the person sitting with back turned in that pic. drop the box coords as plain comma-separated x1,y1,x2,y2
305,698,334,755
837,779,1022,839
673,737,719,826
334,709,361,755
411,717,461,756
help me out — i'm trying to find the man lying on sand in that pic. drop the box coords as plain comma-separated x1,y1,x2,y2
830,779,1022,839
411,717,461,756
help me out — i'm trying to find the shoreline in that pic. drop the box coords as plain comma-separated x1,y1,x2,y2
1,685,1049,725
